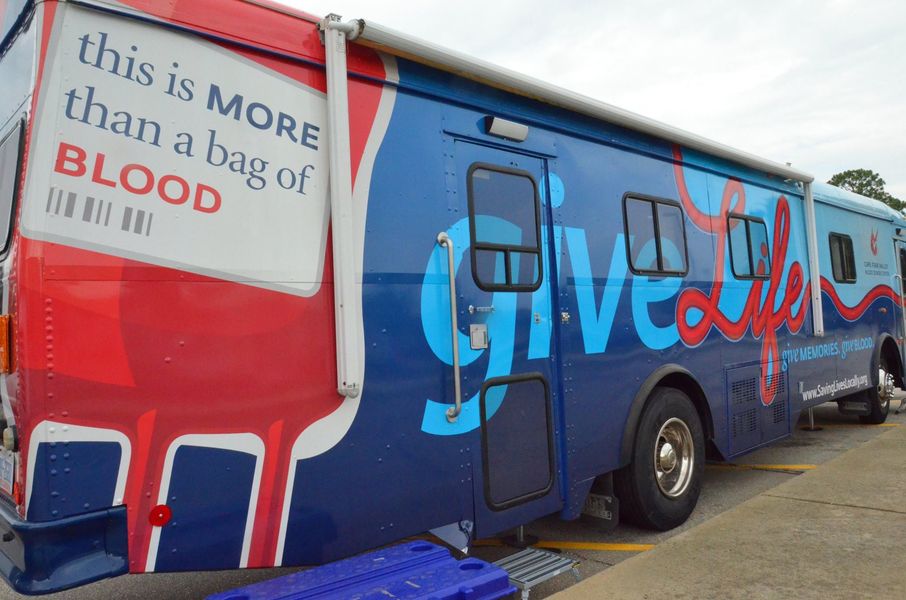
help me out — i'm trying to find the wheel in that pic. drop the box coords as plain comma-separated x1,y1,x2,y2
614,386,704,530
859,356,893,424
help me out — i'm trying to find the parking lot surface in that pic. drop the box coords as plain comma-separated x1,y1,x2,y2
552,404,906,600
2,399,903,599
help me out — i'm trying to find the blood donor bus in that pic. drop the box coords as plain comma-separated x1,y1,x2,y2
0,0,904,594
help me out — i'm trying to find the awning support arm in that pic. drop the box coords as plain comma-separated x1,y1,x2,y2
803,182,824,336
319,14,362,397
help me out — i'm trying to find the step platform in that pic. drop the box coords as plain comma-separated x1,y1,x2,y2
494,548,580,600
206,541,516,600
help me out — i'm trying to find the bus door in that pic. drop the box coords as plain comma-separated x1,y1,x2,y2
437,138,561,537
893,239,906,371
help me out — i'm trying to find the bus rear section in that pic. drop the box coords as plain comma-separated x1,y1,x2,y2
0,0,395,592
0,0,49,592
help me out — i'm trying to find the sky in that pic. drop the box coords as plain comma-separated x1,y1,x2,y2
283,0,906,199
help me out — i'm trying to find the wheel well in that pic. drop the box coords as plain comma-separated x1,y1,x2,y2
620,367,718,466
880,336,903,388
657,373,714,445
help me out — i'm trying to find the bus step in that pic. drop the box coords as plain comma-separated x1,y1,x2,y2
494,547,580,600
205,541,515,600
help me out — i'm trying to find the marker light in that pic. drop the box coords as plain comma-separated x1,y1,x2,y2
149,504,172,527
0,315,10,374
1,426,16,452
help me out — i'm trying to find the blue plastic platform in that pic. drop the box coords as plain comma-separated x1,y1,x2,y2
206,542,516,600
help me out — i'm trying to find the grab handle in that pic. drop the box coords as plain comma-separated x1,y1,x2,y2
437,232,462,423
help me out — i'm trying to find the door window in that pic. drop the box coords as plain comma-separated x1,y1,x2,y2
468,164,542,292
480,374,553,510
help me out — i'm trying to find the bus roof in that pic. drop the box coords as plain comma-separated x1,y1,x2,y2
812,181,906,223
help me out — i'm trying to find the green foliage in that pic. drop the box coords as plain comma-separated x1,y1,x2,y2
828,169,904,211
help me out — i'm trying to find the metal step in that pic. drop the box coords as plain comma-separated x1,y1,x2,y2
494,547,580,600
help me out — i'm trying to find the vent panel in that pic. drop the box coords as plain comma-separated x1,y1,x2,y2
731,378,757,406
727,363,790,454
732,408,758,439
764,370,787,398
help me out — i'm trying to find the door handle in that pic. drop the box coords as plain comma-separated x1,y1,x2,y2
468,305,495,314
437,232,462,423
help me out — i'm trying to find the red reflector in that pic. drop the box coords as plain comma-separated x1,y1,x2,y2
149,504,172,527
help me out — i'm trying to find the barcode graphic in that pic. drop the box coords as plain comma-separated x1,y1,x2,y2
46,187,152,237
121,206,155,237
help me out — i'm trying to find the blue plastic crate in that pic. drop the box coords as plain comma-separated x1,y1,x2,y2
207,541,515,600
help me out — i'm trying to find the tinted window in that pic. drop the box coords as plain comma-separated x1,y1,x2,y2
468,165,542,291
0,121,22,253
729,217,751,276
625,197,657,271
657,203,687,273
748,220,771,276
727,214,770,279
899,248,906,295
829,233,856,283
624,195,688,275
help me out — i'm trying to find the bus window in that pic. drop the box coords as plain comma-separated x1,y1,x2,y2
747,219,771,276
899,248,906,295
728,214,770,280
0,120,23,254
829,233,856,283
623,194,688,276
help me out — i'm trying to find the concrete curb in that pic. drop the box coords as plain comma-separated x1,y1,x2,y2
551,425,906,600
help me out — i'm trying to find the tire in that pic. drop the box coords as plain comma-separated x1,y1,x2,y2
860,355,893,424
614,386,705,531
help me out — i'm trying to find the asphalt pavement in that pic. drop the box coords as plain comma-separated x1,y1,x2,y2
551,405,906,599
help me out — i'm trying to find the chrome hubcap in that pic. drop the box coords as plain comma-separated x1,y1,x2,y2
659,442,678,473
654,418,694,498
879,367,894,411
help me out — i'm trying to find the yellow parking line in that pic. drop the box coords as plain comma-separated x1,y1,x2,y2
708,463,816,473
536,541,654,552
817,423,901,428
471,539,502,547
472,539,654,552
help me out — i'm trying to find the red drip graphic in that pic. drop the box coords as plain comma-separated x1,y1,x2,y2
672,146,901,405
672,148,810,405
820,277,901,319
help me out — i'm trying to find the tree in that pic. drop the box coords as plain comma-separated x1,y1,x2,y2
827,169,904,211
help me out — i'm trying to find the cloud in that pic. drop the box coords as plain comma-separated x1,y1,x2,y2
285,0,906,198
